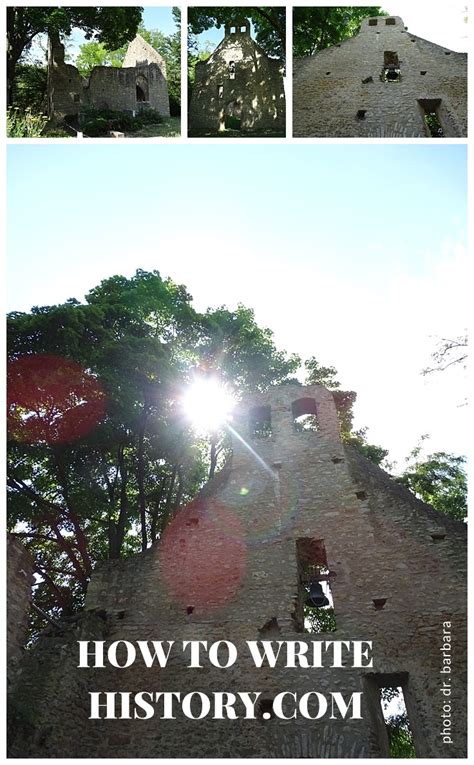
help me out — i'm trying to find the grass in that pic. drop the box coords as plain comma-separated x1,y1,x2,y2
125,116,181,138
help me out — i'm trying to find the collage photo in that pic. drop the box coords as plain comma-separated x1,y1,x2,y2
5,0,469,761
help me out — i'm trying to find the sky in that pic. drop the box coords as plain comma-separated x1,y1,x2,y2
7,144,468,468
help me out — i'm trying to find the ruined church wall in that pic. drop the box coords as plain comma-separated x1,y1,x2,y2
189,30,285,134
8,385,467,757
7,535,34,674
293,16,467,137
86,64,169,116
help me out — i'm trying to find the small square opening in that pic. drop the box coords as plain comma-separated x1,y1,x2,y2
368,19,378,26
357,109,367,120
385,18,396,25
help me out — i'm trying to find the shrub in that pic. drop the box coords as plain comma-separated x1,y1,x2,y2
7,107,47,137
134,108,163,126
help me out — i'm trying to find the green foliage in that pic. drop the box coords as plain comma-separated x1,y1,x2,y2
75,17,181,114
188,7,286,60
304,357,388,464
11,64,47,111
6,107,47,137
397,451,467,520
75,41,123,76
8,269,299,631
305,605,337,633
293,6,388,57
79,108,162,137
7,6,143,104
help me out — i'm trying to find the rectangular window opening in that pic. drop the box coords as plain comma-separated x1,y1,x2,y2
364,674,417,758
294,539,336,634
249,404,272,439
385,18,396,25
418,99,444,137
240,26,246,33
369,19,378,26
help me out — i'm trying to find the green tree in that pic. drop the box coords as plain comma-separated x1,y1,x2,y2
7,6,143,105
397,449,467,521
75,41,123,76
76,15,181,114
188,7,286,60
293,6,388,58
7,269,300,630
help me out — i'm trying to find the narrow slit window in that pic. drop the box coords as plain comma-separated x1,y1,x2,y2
229,61,236,80
294,539,336,634
249,404,272,439
291,397,319,432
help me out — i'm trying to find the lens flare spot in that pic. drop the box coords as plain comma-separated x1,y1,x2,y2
161,498,246,613
239,487,249,496
7,354,106,444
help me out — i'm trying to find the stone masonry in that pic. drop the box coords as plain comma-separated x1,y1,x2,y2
293,15,467,137
189,20,285,134
47,32,169,120
7,534,34,676
8,385,467,757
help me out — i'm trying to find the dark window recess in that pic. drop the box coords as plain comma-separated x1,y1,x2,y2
294,539,336,634
364,674,416,757
368,19,378,26
136,74,149,102
373,598,387,610
419,99,444,137
186,606,194,615
431,531,446,542
292,397,318,432
356,490,367,500
385,18,396,25
249,404,272,438
362,76,374,84
117,610,125,620
73,94,80,103
420,70,427,75
357,109,367,120
229,61,236,79
326,71,331,75
445,51,451,55
382,51,400,82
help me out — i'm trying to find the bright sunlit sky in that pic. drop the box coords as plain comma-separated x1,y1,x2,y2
7,144,468,468
194,1,468,53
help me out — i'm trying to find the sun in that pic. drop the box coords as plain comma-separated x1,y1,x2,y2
182,378,235,433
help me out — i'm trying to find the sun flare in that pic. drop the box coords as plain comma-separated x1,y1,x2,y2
182,379,235,433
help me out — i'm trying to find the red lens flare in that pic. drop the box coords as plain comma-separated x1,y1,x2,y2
160,498,246,614
7,354,106,444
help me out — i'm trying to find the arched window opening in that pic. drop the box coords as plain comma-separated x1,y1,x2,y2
291,397,319,432
249,404,272,439
136,75,149,102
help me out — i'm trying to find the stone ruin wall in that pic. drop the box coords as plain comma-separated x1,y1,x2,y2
293,16,467,137
7,385,467,758
189,22,285,134
48,33,169,120
7,534,34,675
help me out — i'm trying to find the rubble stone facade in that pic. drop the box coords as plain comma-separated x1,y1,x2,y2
8,385,467,758
189,20,285,135
47,32,169,120
7,534,34,676
293,16,467,137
